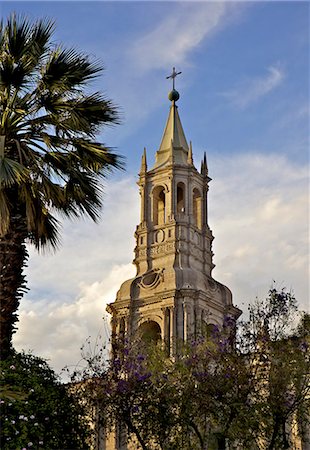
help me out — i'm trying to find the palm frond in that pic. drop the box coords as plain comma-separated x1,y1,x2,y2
64,173,102,220
0,16,54,90
0,14,122,358
0,157,29,187
19,183,60,249
24,18,54,67
5,13,32,61
40,47,102,94
38,173,65,208
73,140,124,173
0,14,122,250
28,208,60,251
25,94,120,137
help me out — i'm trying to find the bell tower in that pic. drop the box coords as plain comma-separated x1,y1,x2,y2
107,71,241,352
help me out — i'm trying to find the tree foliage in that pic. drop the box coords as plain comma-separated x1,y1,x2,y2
0,352,91,449
0,14,122,358
73,289,310,450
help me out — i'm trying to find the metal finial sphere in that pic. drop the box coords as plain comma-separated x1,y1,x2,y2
168,89,180,102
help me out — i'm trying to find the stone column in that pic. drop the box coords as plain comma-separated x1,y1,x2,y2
184,299,193,340
169,306,177,356
166,180,173,221
194,305,200,337
183,301,188,342
139,184,145,223
162,307,171,354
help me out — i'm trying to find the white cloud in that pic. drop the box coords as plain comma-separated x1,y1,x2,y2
14,263,136,379
13,153,308,378
130,3,243,72
221,64,285,109
96,2,249,149
25,176,139,303
210,152,308,310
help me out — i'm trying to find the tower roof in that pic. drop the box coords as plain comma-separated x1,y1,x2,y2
154,91,189,168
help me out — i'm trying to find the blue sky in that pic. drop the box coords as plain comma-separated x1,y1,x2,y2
1,1,309,377
2,2,308,168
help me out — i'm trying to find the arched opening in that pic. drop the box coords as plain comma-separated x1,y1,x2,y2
193,188,202,229
138,320,161,344
177,182,185,214
153,186,166,225
203,323,220,340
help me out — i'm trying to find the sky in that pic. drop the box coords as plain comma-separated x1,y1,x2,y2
1,1,309,379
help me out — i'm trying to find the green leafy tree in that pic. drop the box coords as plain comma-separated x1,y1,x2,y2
73,289,309,450
73,339,171,450
0,15,122,358
0,352,91,449
238,289,310,449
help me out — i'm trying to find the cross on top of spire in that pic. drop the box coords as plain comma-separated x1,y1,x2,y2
166,67,182,90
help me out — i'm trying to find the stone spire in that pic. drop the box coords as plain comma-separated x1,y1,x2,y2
154,69,190,168
162,102,188,152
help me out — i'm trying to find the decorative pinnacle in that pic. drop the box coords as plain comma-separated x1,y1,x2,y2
201,151,208,177
140,147,147,173
187,141,193,165
166,67,181,102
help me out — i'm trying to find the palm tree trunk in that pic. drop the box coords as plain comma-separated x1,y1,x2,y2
0,215,28,359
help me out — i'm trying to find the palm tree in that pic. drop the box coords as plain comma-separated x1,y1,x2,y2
0,15,122,359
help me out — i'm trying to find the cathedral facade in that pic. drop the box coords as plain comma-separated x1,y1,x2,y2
106,82,241,351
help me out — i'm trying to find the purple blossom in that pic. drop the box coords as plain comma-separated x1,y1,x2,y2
125,361,134,371
136,372,151,382
113,358,121,371
300,342,308,352
193,371,207,380
117,379,128,393
211,324,220,336
223,316,235,328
